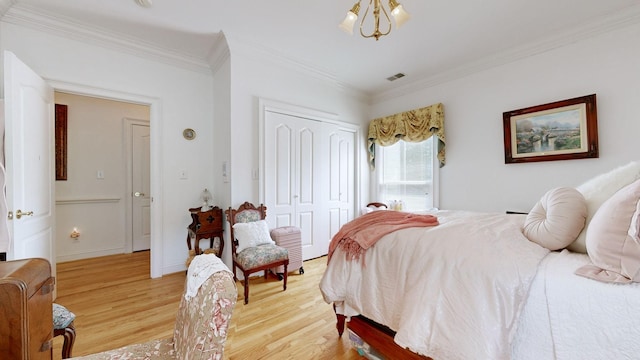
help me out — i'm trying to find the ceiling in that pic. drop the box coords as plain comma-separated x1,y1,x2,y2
4,0,640,99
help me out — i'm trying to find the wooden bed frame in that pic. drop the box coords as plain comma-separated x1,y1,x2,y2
336,313,432,360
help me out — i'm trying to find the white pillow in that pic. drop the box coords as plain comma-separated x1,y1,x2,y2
232,220,275,253
523,187,587,250
575,179,640,283
568,161,640,253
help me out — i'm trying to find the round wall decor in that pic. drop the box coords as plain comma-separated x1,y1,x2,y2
183,128,196,140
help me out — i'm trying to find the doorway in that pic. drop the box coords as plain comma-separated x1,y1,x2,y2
53,92,151,270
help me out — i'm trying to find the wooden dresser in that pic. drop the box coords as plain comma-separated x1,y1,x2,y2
0,258,55,359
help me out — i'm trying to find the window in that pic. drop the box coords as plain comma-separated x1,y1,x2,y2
377,137,438,211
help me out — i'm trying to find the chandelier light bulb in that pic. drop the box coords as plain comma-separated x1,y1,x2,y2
390,3,410,28
338,2,361,35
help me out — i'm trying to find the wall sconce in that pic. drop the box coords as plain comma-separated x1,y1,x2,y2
70,228,80,239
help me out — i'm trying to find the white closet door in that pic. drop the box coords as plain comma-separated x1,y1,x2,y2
265,111,330,260
328,129,356,240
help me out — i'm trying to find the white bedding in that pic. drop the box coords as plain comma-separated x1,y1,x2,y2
320,210,549,360
320,210,640,360
513,250,640,360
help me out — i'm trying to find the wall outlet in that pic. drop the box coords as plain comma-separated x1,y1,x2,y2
179,169,188,179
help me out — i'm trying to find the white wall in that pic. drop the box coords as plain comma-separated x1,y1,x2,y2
227,40,371,210
212,54,232,266
371,22,640,213
54,92,149,262
1,22,215,276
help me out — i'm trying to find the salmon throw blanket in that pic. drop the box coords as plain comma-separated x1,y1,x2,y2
328,211,438,264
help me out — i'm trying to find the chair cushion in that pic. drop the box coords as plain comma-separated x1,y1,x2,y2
235,209,262,223
53,303,76,329
236,244,288,270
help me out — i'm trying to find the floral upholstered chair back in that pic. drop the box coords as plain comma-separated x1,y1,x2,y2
173,269,237,359
236,209,261,224
71,259,237,360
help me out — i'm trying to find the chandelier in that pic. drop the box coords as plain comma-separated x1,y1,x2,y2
339,0,410,41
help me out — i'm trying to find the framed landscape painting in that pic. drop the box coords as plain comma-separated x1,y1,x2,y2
503,94,598,164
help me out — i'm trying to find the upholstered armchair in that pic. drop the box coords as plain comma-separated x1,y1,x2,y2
71,254,237,360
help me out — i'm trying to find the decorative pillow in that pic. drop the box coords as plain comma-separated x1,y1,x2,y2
233,220,274,253
523,187,587,250
567,161,640,253
575,179,640,283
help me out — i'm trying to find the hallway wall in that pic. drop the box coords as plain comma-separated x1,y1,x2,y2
54,92,149,262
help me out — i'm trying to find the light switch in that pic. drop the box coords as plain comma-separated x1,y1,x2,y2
179,169,188,179
97,170,104,179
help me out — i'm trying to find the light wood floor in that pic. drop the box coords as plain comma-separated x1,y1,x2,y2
52,251,361,360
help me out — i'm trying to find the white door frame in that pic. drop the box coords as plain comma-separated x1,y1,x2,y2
124,118,150,253
48,80,164,278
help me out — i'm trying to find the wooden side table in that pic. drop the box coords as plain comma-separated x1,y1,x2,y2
187,206,224,257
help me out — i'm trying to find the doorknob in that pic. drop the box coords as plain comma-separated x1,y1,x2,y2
134,192,145,197
15,209,34,219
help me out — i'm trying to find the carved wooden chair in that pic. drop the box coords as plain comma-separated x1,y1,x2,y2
225,202,289,304
53,303,76,358
366,202,388,209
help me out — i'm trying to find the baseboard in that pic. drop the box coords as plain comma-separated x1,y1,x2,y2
56,248,126,263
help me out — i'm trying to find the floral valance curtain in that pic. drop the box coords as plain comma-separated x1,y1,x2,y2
367,102,445,169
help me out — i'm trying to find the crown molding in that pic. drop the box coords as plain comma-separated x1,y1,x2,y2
2,4,214,75
2,3,369,102
226,35,370,103
372,4,640,104
206,32,230,75
0,0,15,17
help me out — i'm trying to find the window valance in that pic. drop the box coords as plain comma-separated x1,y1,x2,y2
367,102,445,169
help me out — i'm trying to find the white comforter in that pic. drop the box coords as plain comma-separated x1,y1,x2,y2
320,210,549,360
513,250,640,360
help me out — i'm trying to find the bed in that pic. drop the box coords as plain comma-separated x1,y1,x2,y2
320,163,640,360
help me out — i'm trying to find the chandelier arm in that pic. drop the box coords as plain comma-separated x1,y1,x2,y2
359,0,374,38
359,0,392,40
378,0,392,36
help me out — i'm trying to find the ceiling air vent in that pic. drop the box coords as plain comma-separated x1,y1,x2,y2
386,73,405,81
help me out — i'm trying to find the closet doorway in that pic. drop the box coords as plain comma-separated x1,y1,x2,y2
261,100,358,260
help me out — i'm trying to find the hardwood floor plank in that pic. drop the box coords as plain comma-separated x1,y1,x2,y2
52,251,362,360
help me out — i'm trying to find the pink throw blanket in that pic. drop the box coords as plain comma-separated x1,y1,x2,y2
328,211,438,264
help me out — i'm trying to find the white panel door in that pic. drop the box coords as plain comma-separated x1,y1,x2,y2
295,121,329,260
328,129,356,240
132,124,151,251
4,51,56,272
264,111,330,260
